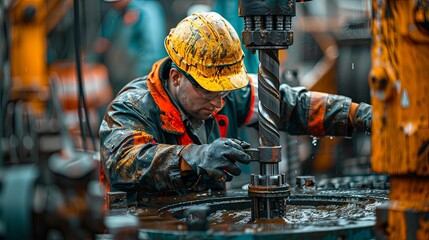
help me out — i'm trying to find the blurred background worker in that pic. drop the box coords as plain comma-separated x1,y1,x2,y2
90,0,167,95
99,12,372,203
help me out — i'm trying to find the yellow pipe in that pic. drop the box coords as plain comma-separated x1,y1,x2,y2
9,0,71,113
10,0,49,112
370,1,429,239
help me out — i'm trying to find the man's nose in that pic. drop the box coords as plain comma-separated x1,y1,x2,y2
210,96,223,108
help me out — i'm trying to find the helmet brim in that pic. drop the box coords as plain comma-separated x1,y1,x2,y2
192,68,250,92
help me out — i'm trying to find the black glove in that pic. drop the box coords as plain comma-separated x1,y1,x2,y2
180,138,251,182
353,103,372,133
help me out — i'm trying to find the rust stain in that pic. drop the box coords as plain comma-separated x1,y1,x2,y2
116,145,140,171
132,130,153,145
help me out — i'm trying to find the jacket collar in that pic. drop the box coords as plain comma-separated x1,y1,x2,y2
147,58,186,134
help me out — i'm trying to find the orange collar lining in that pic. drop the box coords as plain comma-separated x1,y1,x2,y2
147,58,186,134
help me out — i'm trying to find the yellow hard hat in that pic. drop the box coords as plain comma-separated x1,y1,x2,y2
164,12,249,92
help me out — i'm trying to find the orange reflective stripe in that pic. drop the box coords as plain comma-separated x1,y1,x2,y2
307,92,326,135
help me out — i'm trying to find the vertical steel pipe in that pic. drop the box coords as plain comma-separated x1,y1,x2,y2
238,0,300,220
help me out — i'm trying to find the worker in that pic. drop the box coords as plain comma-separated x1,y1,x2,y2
91,0,167,95
99,12,372,202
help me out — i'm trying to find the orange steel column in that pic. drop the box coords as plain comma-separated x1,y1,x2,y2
9,0,49,113
370,1,429,239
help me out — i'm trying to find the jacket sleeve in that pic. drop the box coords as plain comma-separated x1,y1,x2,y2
280,84,353,136
99,97,193,194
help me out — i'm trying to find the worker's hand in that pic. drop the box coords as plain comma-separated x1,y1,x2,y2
353,103,372,133
181,138,251,182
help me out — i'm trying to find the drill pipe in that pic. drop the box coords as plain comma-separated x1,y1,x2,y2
248,50,290,220
258,50,280,176
239,0,295,221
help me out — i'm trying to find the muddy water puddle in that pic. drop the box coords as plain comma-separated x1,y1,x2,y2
136,189,388,234
209,199,380,225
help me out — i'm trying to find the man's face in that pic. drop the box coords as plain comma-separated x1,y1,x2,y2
176,74,224,120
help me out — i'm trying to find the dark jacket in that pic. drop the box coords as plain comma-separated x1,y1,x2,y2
99,58,354,199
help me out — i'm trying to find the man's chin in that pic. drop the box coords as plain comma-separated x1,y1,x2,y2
194,112,213,121
200,115,212,121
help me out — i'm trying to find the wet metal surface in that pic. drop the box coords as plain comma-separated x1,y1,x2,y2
122,188,388,239
101,175,389,239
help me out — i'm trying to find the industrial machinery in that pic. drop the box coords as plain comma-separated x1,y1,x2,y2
100,1,390,239
369,1,429,239
103,174,389,239
0,0,108,239
1,0,428,239
238,0,298,221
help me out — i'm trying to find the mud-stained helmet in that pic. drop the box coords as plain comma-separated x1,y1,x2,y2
164,12,249,92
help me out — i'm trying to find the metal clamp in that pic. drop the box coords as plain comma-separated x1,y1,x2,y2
245,146,282,163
